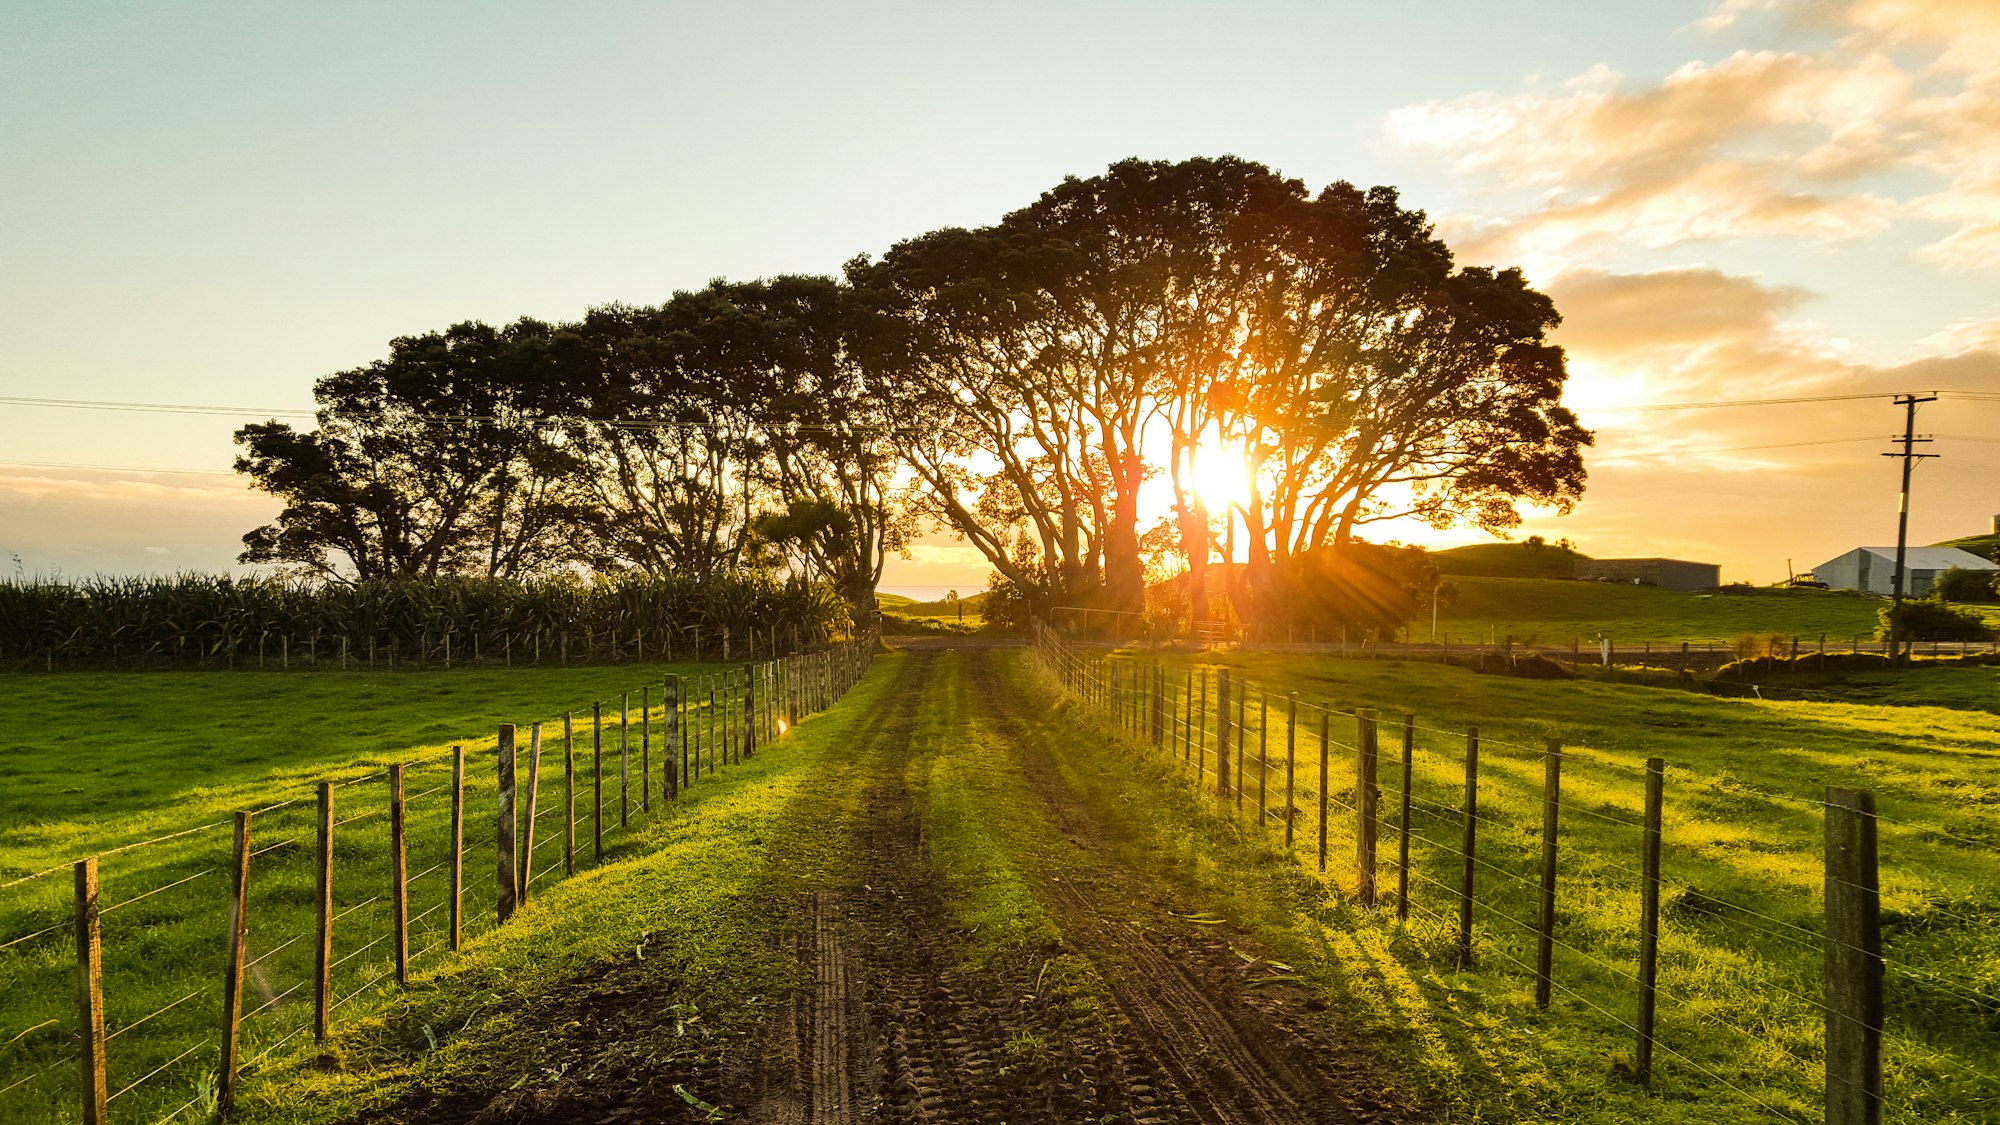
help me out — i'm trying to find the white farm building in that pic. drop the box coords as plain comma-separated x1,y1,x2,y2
1810,546,1998,597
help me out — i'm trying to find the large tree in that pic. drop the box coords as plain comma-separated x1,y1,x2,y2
234,320,592,580
857,157,1588,625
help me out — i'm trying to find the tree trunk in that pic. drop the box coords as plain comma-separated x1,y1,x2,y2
1103,447,1147,616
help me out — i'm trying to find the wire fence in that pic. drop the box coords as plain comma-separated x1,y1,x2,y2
1031,624,2000,1125
0,633,877,1124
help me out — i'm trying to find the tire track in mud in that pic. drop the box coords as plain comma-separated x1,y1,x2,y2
744,647,1413,1124
964,649,1408,1125
750,650,1186,1124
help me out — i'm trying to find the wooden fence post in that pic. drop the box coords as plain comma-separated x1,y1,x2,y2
1235,687,1248,816
562,716,576,877
641,687,652,813
1318,708,1331,873
449,746,463,951
74,857,107,1125
520,724,542,905
1183,669,1194,764
743,664,757,758
592,703,604,862
1398,715,1414,923
1825,787,1883,1125
683,676,694,786
1216,670,1232,800
664,677,681,800
1535,740,1563,1010
218,811,252,1114
314,780,334,1042
497,726,517,924
619,693,630,828
1356,710,1380,909
391,763,408,984
1636,756,1664,1083
1257,694,1270,826
1458,727,1478,969
1285,695,1298,847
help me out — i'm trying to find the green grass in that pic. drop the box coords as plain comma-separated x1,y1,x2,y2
1435,541,1589,578
908,652,1062,968
1075,644,2000,1122
1933,533,2000,562
231,654,901,1124
1435,576,1896,645
0,659,777,1125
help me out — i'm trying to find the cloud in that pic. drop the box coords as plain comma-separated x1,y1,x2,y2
1545,266,1860,422
1384,2,2000,272
0,470,274,577
1548,266,1811,355
1919,315,2000,356
880,539,993,588
1514,258,2000,578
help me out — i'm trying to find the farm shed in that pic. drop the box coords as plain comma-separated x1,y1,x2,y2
1809,546,1999,597
1572,557,1721,592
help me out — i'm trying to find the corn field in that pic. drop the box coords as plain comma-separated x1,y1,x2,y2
0,573,847,668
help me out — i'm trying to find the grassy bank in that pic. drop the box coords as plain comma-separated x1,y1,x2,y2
0,658,813,1125
231,652,908,1124
1060,643,1999,1122
1438,576,1900,644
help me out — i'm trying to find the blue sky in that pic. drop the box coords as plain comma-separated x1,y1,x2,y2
3,1,1997,584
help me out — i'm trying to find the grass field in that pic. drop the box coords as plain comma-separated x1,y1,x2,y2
7,641,1998,1122
1086,642,2000,1121
0,659,786,1124
1432,575,2000,645
1434,541,1589,579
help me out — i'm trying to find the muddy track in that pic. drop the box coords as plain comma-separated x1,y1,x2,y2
758,650,1159,1124
964,650,1412,1125
743,648,1415,1124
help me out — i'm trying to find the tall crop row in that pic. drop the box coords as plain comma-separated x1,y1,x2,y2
0,572,845,666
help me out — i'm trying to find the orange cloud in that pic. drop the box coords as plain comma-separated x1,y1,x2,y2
1386,3,2000,273
0,470,275,576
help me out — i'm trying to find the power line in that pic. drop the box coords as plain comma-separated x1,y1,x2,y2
1883,394,1939,662
1590,392,1896,413
8,388,2000,423
0,395,315,418
1592,435,1884,462
0,394,865,433
0,459,238,477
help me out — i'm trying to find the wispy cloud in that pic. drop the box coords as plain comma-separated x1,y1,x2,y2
1384,0,2000,275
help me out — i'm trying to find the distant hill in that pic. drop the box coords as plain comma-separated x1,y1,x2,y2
1933,533,2000,563
1438,575,1892,644
1433,541,1589,579
884,590,991,617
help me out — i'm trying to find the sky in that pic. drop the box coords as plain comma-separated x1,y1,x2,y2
3,0,1997,590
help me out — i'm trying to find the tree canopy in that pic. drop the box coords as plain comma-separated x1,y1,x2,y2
238,156,1590,632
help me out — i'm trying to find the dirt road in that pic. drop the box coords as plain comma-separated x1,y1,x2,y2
738,649,1409,1124
342,649,1415,1124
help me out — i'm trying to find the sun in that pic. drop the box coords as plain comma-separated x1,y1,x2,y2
1188,438,1252,512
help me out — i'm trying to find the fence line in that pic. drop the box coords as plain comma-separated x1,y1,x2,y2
0,630,878,1123
1029,623,1999,1124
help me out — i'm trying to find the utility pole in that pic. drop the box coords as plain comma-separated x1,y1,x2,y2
1883,393,1938,664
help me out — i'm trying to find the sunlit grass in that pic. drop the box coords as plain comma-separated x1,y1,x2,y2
1436,576,1914,645
1048,645,2000,1123
0,660,762,1125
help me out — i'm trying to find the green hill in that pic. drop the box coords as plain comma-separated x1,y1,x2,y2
1435,575,1891,645
1933,533,2000,562
1433,540,1587,579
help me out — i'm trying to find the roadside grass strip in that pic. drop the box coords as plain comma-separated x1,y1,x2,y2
1024,645,2000,1124
232,654,902,1124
